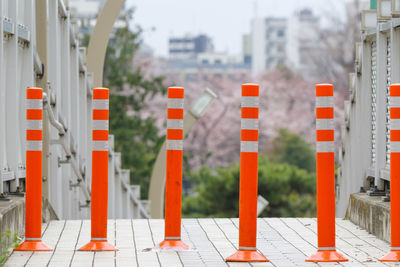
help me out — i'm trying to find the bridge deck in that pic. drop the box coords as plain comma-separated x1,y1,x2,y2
5,218,393,267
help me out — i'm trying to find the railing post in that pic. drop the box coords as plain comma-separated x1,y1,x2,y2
158,87,189,250
306,84,347,262
0,0,5,197
226,83,268,262
79,88,117,251
108,136,115,219
14,88,52,251
380,84,400,261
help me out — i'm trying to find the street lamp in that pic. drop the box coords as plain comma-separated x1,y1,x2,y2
148,88,217,218
189,88,217,118
257,195,269,216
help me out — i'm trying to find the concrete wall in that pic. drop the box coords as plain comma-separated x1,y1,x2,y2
338,13,400,216
346,193,390,242
337,40,373,217
0,196,25,251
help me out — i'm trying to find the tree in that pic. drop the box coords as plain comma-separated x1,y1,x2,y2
308,0,365,99
266,128,316,173
146,68,319,171
101,10,166,198
182,156,316,218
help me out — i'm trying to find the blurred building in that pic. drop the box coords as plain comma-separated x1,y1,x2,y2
69,0,102,37
167,52,250,82
69,0,127,39
343,1,369,63
286,9,320,79
249,9,320,77
168,34,214,60
242,34,252,65
167,34,250,82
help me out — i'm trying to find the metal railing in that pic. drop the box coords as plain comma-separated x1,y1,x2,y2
0,0,149,219
337,7,400,216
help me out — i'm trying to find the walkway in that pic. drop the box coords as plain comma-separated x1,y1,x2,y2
5,218,395,267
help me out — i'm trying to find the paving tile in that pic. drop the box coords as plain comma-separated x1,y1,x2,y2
4,218,393,266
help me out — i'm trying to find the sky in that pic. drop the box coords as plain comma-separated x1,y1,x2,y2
126,0,353,57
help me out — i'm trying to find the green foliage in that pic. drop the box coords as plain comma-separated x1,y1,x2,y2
258,157,316,217
101,10,166,198
183,166,240,218
183,156,316,218
109,95,164,198
268,128,316,173
0,229,19,264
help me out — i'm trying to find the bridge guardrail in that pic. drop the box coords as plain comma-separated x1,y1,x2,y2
0,0,149,219
338,7,400,215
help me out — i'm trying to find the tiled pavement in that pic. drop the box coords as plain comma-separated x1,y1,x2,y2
5,218,399,267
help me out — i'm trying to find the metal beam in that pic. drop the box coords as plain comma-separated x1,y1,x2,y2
86,0,126,87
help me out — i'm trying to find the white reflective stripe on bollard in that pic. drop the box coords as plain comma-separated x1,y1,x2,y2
239,246,257,250
318,247,336,251
93,141,109,151
92,120,109,130
316,119,334,130
316,142,334,153
167,99,184,109
26,99,43,109
26,141,43,151
166,140,183,150
92,99,109,110
26,120,43,130
240,141,258,152
390,97,400,107
391,141,400,153
316,97,333,108
241,119,259,130
391,119,400,130
167,119,184,129
241,97,259,108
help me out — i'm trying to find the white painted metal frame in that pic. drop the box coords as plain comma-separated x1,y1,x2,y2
338,13,400,216
0,0,149,219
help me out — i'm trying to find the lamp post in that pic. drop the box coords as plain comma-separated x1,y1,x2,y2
257,195,269,216
86,0,126,87
148,88,217,218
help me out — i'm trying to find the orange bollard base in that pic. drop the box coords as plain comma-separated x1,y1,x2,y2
79,240,118,251
226,250,269,262
14,240,52,251
306,250,348,262
379,250,400,262
158,239,190,250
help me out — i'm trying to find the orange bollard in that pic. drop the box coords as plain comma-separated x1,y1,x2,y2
158,87,189,250
380,84,400,262
226,84,268,262
306,84,347,262
14,88,52,251
79,88,117,251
